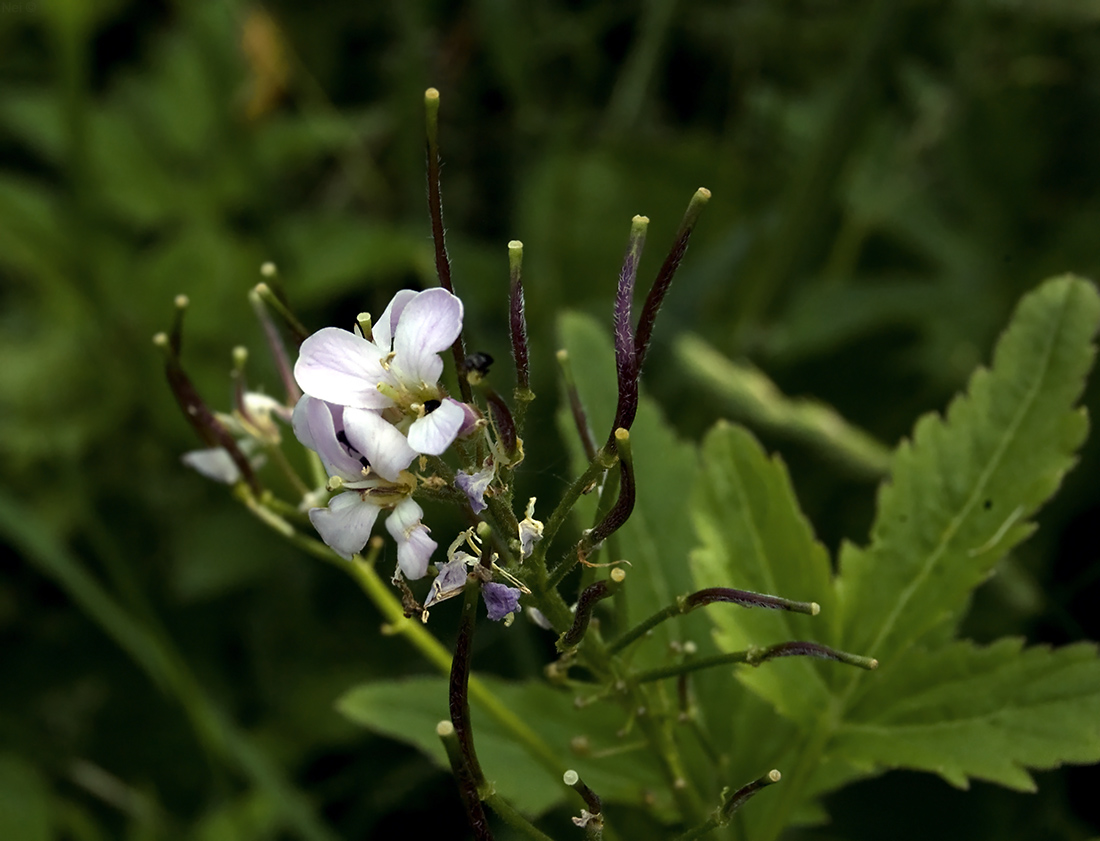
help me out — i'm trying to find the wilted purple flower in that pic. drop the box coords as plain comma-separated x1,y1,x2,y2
293,395,436,578
294,288,467,455
424,557,471,609
455,463,494,514
483,582,522,622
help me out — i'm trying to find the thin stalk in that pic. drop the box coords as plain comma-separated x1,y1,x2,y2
634,643,878,684
531,446,618,573
424,87,473,404
438,721,491,840
608,587,819,656
484,792,555,841
673,770,782,841
449,578,493,840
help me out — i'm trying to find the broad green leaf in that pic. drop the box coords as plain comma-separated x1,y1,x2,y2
835,639,1100,791
337,676,670,817
837,275,1100,664
689,422,838,725
680,276,1100,841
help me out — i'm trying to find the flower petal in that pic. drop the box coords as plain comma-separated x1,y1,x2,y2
294,327,391,409
309,491,380,560
181,448,241,484
372,289,418,350
386,498,436,580
407,397,465,455
341,407,418,481
483,582,522,621
455,463,494,514
391,289,464,385
292,396,365,481
424,558,470,608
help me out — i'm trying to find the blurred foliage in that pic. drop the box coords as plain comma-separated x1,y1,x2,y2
1,0,1099,838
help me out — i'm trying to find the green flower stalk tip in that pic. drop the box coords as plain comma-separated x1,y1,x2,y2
436,720,455,737
233,346,248,369
260,261,277,278
174,294,189,309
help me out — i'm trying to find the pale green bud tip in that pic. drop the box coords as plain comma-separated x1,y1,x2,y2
630,215,650,234
508,240,523,251
869,659,879,670
174,294,189,309
563,770,579,786
476,521,492,539
254,282,271,296
810,602,821,616
614,428,630,444
233,346,248,366
152,332,169,348
425,87,440,102
766,769,781,783
694,187,712,203
435,720,454,737
556,349,569,362
260,261,277,278
610,567,626,583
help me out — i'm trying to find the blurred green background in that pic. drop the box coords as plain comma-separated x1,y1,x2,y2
2,0,1099,838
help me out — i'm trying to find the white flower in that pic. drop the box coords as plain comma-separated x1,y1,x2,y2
293,395,436,578
181,392,289,483
293,288,467,455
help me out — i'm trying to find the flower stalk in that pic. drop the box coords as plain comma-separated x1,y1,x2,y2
634,188,711,373
633,642,879,684
674,770,782,841
424,87,473,405
609,586,820,656
608,216,648,449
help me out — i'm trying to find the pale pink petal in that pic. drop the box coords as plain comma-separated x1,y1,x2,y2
406,397,465,455
181,448,241,484
386,498,436,580
310,491,380,560
341,407,418,482
294,327,391,409
292,396,364,481
372,289,418,350
391,289,463,384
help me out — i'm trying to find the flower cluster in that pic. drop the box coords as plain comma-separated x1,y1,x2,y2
292,288,469,580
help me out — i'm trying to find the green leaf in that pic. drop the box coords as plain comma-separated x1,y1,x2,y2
689,422,838,726
835,639,1100,791
837,275,1100,664
0,754,53,841
681,276,1100,839
336,676,670,817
